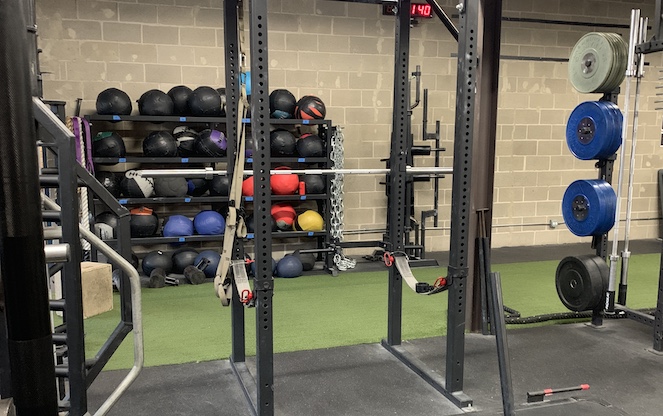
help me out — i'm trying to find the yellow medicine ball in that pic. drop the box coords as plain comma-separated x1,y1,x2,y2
294,210,324,231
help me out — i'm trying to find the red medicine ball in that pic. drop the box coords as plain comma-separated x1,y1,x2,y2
271,167,299,195
271,203,296,231
242,176,254,196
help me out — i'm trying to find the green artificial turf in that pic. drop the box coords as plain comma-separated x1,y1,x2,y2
84,253,661,370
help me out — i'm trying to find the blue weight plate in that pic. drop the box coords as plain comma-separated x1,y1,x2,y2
562,179,616,236
566,101,619,160
594,101,623,159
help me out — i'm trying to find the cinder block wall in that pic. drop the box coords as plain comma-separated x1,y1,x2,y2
37,0,663,254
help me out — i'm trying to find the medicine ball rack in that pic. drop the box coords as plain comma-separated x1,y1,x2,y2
85,114,335,269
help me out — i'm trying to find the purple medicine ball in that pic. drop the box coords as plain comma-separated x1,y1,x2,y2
194,129,227,157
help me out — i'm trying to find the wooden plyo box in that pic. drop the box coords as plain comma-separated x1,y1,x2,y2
80,262,113,319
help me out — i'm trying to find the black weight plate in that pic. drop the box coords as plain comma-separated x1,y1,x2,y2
555,255,606,312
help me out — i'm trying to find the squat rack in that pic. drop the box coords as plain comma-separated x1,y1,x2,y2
224,0,501,414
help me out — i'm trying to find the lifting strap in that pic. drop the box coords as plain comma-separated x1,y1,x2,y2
388,253,449,295
214,3,251,307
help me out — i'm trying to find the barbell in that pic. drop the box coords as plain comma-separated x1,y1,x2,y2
140,166,454,179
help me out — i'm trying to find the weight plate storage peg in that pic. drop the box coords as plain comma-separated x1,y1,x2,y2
566,101,623,160
568,32,628,94
556,255,608,312
562,179,616,237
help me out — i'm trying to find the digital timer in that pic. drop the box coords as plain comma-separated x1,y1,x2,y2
382,3,434,19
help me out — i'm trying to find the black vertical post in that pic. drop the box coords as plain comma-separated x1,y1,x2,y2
23,0,41,97
653,239,663,351
224,0,247,364
0,0,58,413
446,0,479,394
249,0,274,414
386,0,411,346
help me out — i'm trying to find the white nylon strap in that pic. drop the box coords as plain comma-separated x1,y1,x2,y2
394,255,421,292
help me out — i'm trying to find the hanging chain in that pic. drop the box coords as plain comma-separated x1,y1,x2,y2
329,126,356,271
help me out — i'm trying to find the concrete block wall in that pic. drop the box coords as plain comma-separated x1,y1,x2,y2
37,0,663,255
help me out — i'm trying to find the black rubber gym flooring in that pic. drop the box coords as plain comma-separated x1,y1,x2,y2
87,240,663,415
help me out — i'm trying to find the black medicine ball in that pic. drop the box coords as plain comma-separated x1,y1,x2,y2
216,88,227,117
120,170,155,198
143,131,178,157
94,212,118,240
270,130,296,156
95,171,121,198
269,89,296,119
295,95,326,120
173,126,199,156
130,207,159,238
172,248,199,274
138,89,174,116
167,85,193,115
154,177,188,197
245,213,277,233
296,134,325,157
301,174,325,194
187,178,209,197
194,129,227,157
96,88,132,115
209,175,230,196
93,132,126,158
142,250,173,275
189,86,223,116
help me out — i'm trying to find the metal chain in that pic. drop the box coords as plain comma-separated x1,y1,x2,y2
329,126,356,271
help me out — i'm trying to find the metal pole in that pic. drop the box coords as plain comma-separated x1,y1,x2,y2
487,272,515,416
140,166,454,178
606,9,640,312
0,0,57,413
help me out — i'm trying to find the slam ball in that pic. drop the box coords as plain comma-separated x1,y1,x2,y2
96,88,132,115
295,95,326,120
171,247,199,274
187,178,209,197
138,89,174,116
269,89,296,119
142,250,173,276
163,215,194,238
154,177,188,197
194,210,226,235
296,133,325,158
301,175,325,194
195,129,227,157
173,126,199,156
120,170,154,198
271,167,299,195
276,255,303,278
270,130,297,156
130,207,159,238
143,131,178,157
167,85,193,115
209,176,230,196
194,250,221,278
189,86,223,116
93,132,126,158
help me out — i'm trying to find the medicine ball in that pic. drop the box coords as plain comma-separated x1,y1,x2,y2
245,213,277,233
297,133,325,158
298,252,316,271
209,175,230,196
270,130,296,156
171,247,199,274
250,258,277,277
269,89,296,119
271,203,296,231
167,85,193,115
295,95,326,120
242,176,254,196
187,178,209,197
271,167,299,195
138,89,174,116
294,210,324,231
194,129,227,157
94,212,118,240
130,207,159,238
154,177,188,197
216,87,227,117
120,170,154,198
276,255,303,278
142,250,173,276
143,131,178,157
163,215,194,237
96,88,132,115
93,132,126,158
95,171,121,198
173,126,199,156
194,210,226,235
193,250,221,278
189,86,223,116
301,174,325,194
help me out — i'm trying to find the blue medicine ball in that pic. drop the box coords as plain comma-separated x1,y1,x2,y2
276,255,303,278
194,210,225,235
163,215,194,237
193,250,221,278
